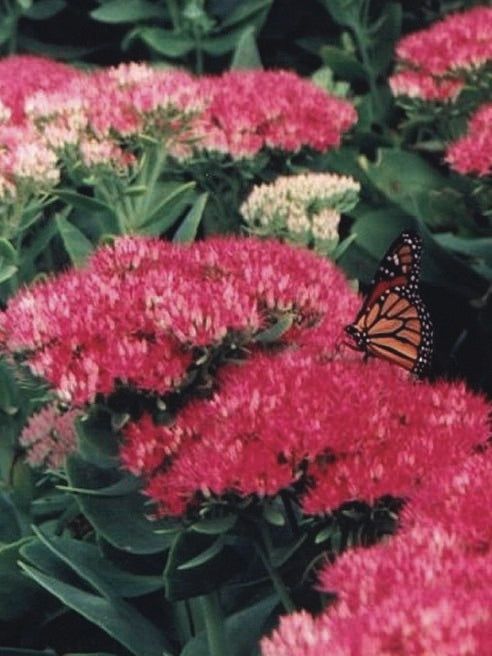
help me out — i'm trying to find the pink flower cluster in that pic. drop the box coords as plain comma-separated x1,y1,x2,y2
0,56,356,195
121,327,489,516
189,71,357,158
20,404,79,469
390,6,492,101
0,235,348,405
0,124,60,198
0,55,81,126
261,450,492,656
446,102,492,176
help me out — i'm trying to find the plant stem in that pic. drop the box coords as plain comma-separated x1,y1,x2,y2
280,490,300,536
256,524,296,613
351,19,382,118
198,591,229,656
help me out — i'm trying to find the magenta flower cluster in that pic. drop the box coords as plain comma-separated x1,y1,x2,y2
390,6,492,101
262,450,492,655
446,102,492,176
0,235,349,405
123,339,489,517
0,55,357,197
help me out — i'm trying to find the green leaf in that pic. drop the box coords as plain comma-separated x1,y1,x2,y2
55,188,113,214
173,192,208,243
75,409,120,466
24,529,163,599
371,3,402,74
0,538,42,621
321,0,360,27
319,45,366,81
315,524,338,544
221,0,272,29
332,232,357,262
137,180,196,235
0,356,19,416
230,26,262,70
360,149,449,219
270,534,307,568
24,0,66,20
201,26,249,56
190,514,237,535
31,492,73,518
90,0,168,23
17,34,98,59
340,209,489,299
0,238,19,283
436,235,492,267
65,455,173,554
19,563,173,656
58,474,141,498
181,594,279,656
262,506,285,527
133,27,195,57
0,264,17,284
20,219,58,264
55,213,94,266
164,531,243,600
254,314,294,344
0,491,24,543
0,238,18,265
178,536,225,570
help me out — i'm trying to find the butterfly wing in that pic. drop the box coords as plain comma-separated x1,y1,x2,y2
363,230,422,309
345,231,433,376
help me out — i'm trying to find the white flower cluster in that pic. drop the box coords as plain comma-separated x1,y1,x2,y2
240,172,360,251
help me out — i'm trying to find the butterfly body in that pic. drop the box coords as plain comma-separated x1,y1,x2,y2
345,231,433,376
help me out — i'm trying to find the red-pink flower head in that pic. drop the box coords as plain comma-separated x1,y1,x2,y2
122,336,490,517
263,519,492,655
390,7,492,103
389,70,463,102
189,70,357,158
396,6,492,75
1,235,350,405
281,445,492,656
0,55,82,126
402,449,492,554
445,102,492,176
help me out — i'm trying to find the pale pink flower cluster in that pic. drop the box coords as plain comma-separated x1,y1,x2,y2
446,102,492,176
390,6,492,101
20,404,79,469
0,125,60,199
240,173,359,248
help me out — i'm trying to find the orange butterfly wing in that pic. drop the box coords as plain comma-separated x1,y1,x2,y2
345,231,433,376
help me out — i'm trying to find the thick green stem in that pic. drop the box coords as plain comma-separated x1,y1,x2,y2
198,591,229,656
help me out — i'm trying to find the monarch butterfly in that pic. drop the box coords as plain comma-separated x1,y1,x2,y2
344,230,433,376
